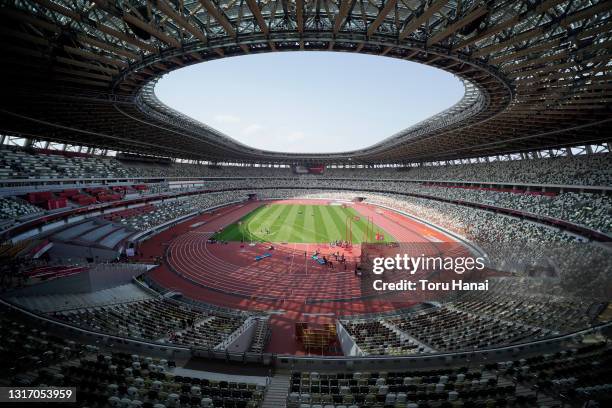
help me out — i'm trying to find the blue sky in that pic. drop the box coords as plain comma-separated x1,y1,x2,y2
156,51,464,153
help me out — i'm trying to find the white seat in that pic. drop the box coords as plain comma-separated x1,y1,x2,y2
108,384,118,395
165,393,179,407
108,396,121,407
151,380,162,391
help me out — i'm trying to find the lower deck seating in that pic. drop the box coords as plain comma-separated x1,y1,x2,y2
0,303,266,407
52,298,247,349
55,352,266,407
53,298,205,341
498,342,612,408
451,278,594,332
0,307,94,382
339,277,603,356
288,368,531,408
386,307,544,353
341,320,423,356
287,341,612,408
170,315,246,349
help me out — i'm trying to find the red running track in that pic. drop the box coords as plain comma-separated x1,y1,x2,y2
137,199,463,355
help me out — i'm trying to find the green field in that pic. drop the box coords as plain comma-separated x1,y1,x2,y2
215,204,394,244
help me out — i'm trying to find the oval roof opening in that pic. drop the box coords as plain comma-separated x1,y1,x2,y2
156,51,464,154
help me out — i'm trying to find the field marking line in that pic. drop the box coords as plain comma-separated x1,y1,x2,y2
246,204,331,243
321,205,346,242
245,203,280,242
288,222,330,243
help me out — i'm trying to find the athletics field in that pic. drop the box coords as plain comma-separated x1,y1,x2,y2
214,203,394,243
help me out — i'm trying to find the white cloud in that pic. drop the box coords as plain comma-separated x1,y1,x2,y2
213,114,241,124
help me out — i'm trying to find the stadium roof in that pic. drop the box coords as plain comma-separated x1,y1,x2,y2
0,0,610,165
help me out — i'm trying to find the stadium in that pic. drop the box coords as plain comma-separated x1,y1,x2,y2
0,0,611,407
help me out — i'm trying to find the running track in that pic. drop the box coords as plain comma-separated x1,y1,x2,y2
137,199,466,354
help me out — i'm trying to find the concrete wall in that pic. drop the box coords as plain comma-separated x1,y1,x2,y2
9,264,149,297
48,242,119,262
336,321,364,357
221,318,259,354
88,264,150,291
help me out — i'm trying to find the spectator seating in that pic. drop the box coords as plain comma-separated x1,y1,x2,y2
169,314,246,349
341,320,423,356
1,146,610,187
287,367,533,408
52,298,247,348
0,303,266,407
0,147,133,180
286,341,612,408
0,306,95,381
103,205,155,222
386,307,545,353
117,192,248,232
339,276,603,356
54,352,265,407
0,197,43,219
53,298,206,342
499,342,611,407
451,278,594,333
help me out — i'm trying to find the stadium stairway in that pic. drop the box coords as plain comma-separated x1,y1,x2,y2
262,373,290,408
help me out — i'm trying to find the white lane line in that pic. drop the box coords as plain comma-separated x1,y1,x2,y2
288,242,296,276
305,243,309,276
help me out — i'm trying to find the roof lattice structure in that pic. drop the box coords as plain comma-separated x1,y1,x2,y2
0,0,610,164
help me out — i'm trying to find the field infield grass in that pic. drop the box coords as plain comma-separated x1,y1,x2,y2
214,203,394,244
